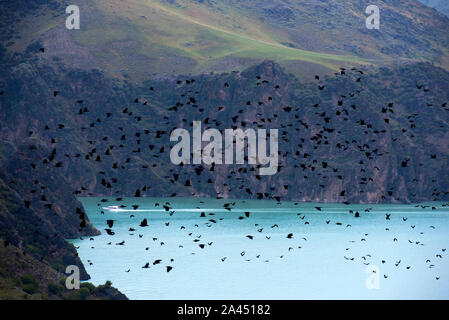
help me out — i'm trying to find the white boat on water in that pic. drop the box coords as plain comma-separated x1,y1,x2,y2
103,205,121,212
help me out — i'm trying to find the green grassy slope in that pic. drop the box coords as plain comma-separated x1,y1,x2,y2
69,0,367,78
3,0,449,80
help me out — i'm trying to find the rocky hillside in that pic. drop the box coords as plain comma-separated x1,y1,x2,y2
1,57,448,205
0,239,126,299
1,0,449,80
0,177,126,299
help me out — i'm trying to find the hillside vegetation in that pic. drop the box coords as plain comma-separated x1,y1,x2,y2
2,0,449,80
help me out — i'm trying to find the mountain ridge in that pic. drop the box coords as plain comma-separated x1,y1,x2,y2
2,0,449,80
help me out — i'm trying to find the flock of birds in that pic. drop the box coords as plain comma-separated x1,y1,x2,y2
72,199,449,286
3,46,449,288
15,53,449,205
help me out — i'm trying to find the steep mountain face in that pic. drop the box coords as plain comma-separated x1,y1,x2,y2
0,176,125,299
418,0,449,17
1,0,449,80
1,58,448,205
0,153,127,298
0,58,128,299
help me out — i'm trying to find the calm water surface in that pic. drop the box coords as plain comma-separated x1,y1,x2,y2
70,198,449,299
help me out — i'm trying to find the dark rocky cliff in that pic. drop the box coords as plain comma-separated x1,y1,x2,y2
2,60,448,204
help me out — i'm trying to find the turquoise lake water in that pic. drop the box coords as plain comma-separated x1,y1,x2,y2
71,198,449,299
